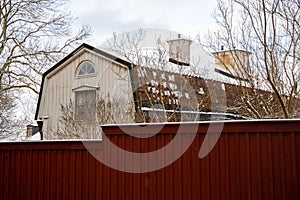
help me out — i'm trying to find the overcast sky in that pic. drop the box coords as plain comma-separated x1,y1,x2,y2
67,0,218,45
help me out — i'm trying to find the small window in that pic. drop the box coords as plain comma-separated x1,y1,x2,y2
75,90,96,120
77,61,95,76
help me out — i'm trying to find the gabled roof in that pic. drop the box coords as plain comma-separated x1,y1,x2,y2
35,43,132,120
43,43,132,78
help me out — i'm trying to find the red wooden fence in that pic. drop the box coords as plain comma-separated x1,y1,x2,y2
0,120,300,199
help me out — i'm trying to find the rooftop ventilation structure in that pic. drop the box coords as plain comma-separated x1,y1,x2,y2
167,34,192,66
212,47,251,79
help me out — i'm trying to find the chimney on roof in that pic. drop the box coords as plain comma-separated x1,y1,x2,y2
212,48,251,78
167,34,192,66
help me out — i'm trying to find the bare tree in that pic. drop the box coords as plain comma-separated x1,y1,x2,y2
202,0,300,118
0,90,16,139
105,29,202,122
56,93,135,139
0,0,90,93
0,0,90,138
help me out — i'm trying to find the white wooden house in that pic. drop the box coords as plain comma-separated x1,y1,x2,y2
35,44,134,139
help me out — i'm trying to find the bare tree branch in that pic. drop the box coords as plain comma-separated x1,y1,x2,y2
203,0,300,118
0,0,91,138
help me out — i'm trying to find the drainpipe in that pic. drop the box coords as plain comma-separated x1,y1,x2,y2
37,120,43,140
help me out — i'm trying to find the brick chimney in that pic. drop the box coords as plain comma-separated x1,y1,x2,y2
26,124,39,137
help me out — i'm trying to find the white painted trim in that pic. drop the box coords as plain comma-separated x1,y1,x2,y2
72,84,100,92
46,47,130,79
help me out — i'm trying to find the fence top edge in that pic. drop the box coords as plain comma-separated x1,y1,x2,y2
101,119,300,134
101,119,300,127
0,140,102,150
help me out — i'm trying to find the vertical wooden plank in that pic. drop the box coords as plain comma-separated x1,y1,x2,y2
14,151,21,199
75,150,83,200
164,133,173,200
224,133,231,200
271,133,284,200
172,133,182,200
260,133,268,200
132,135,140,200
248,133,255,200
190,133,200,200
117,135,127,199
65,59,71,105
218,133,230,200
278,133,287,200
256,132,263,200
245,133,252,200
94,148,103,200
181,132,192,200
8,151,15,200
18,150,27,200
228,133,237,200
68,150,76,200
58,68,63,114
39,150,45,200
148,134,156,200
125,134,133,200
55,73,61,131
102,143,111,200
290,132,299,199
0,151,3,200
235,132,241,200
57,150,64,199
199,132,210,200
267,133,275,199
218,133,225,199
155,133,165,200
88,150,96,200
48,150,56,200
61,65,66,107
283,132,295,200
295,132,300,198
3,151,10,200
248,133,261,200
49,78,55,135
31,150,38,200
42,150,49,200
140,135,148,200
260,133,274,200
81,150,89,200
62,150,70,200
52,75,58,132
25,150,32,200
209,133,220,200
110,135,118,200
238,133,250,200
140,172,149,200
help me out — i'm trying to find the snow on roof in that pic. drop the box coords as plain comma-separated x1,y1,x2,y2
99,28,241,86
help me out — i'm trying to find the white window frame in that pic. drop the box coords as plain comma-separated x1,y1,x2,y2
76,60,96,78
72,85,99,121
